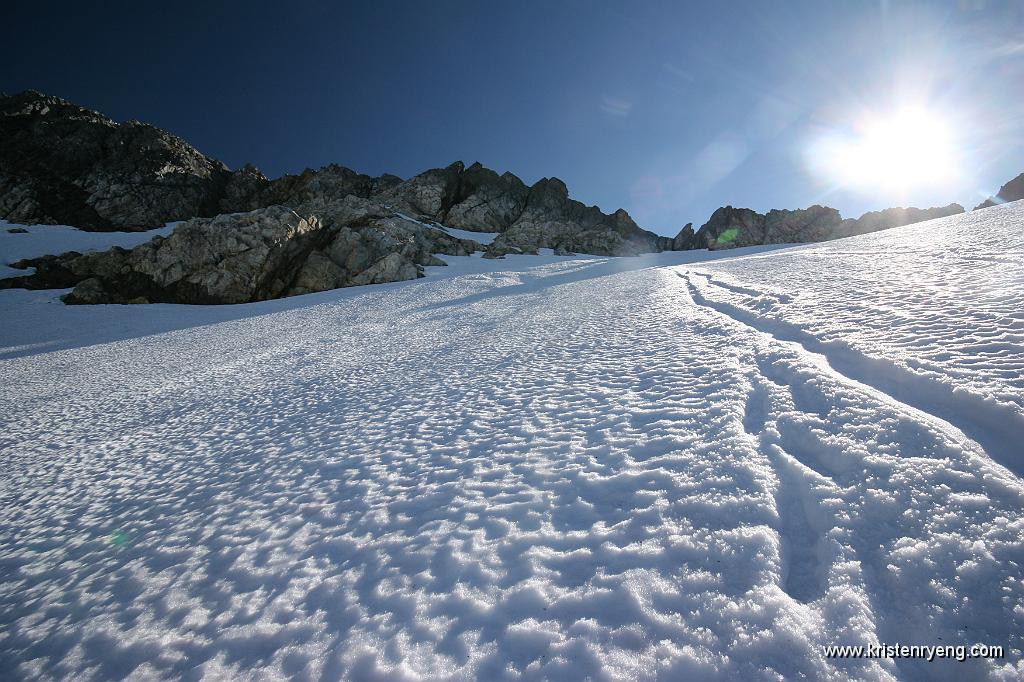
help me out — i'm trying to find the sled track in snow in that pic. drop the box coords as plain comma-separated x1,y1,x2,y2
679,270,1024,481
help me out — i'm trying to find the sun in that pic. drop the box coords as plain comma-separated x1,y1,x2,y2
808,106,959,195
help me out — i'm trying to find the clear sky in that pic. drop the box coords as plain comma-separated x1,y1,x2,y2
4,1,1023,235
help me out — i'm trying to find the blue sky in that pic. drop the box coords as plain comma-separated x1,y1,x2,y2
4,1,1023,235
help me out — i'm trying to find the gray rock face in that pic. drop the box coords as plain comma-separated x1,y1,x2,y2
219,163,270,213
0,90,667,269
1,198,483,304
694,206,768,250
671,223,696,251
443,163,530,232
0,90,234,230
484,178,664,256
255,160,666,257
975,172,1024,210
764,205,843,244
253,165,396,212
57,206,325,304
377,161,466,219
689,203,964,251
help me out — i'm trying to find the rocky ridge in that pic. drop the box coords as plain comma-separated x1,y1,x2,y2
1,199,481,304
0,90,989,304
975,172,1024,210
0,90,235,230
221,160,668,258
674,203,966,251
0,91,672,303
0,91,665,257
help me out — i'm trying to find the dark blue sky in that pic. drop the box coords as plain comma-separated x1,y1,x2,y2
4,1,1023,235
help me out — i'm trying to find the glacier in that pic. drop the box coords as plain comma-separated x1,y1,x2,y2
1,203,1023,680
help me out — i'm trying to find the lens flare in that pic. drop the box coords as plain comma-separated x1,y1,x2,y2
808,106,959,195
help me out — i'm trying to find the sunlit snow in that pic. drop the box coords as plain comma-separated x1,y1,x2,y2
1,204,1023,680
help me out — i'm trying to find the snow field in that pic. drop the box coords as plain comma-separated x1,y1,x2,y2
0,221,179,279
1,206,1023,680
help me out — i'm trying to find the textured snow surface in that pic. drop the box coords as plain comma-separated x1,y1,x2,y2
1,206,1023,680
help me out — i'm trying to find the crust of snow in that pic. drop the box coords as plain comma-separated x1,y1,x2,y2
1,206,1023,680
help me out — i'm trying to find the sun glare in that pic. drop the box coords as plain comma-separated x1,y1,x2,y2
809,106,959,195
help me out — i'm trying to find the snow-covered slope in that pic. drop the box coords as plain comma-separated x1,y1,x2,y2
1,205,1022,680
0,220,178,278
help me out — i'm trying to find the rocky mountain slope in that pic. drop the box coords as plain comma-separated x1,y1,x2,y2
0,91,673,303
975,171,1024,210
1,200,484,304
237,160,669,258
0,91,664,252
674,203,965,251
0,90,986,303
0,91,236,231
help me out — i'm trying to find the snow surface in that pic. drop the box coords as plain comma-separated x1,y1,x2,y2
1,205,1023,680
436,226,500,245
0,221,178,278
389,211,499,246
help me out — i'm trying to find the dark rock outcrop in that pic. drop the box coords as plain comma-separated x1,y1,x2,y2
234,164,402,214
975,172,1024,210
443,162,530,232
377,161,468,220
1,198,482,304
219,163,271,213
0,91,665,266
689,203,964,251
0,91,675,303
0,90,237,230
670,223,697,250
765,205,844,244
218,159,666,257
693,206,772,250
482,178,665,257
